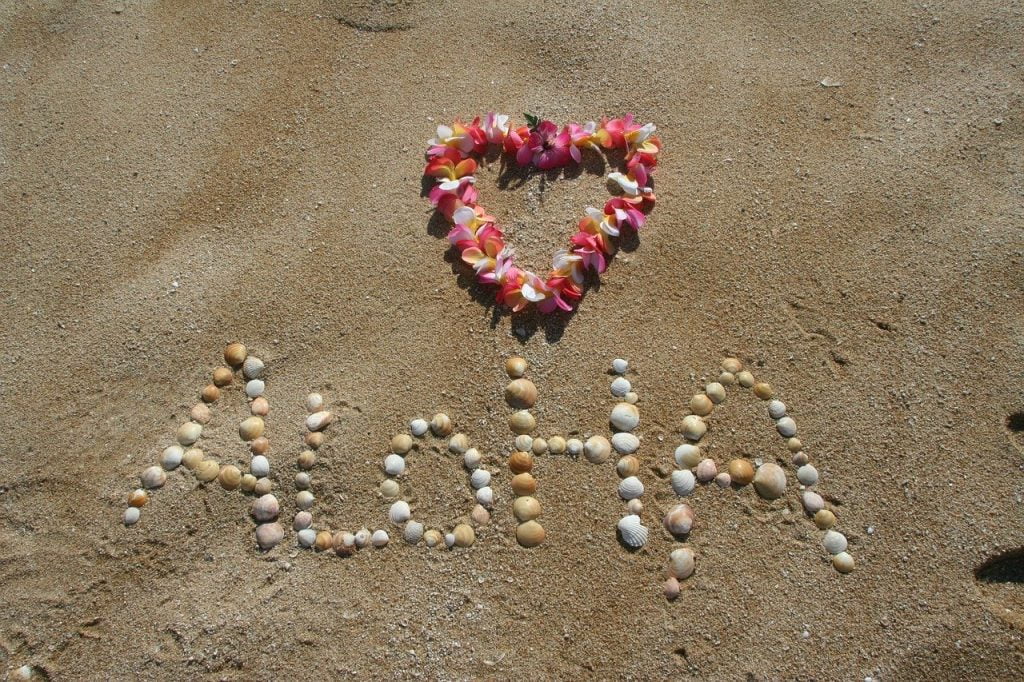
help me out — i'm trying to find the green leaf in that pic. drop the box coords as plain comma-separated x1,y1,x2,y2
524,112,540,130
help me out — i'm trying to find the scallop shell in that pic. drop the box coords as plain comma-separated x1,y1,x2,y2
823,530,848,555
531,437,548,455
768,400,787,419
752,462,787,499
548,436,566,454
505,356,528,378
294,472,311,490
618,475,645,500
306,411,333,432
617,514,648,548
705,382,727,404
611,358,629,374
611,432,640,454
674,444,702,468
695,458,717,483
430,413,452,437
611,377,632,397
664,577,681,601
141,465,166,489
448,433,470,454
671,469,696,497
254,477,272,495
293,511,313,531
616,455,640,478
404,520,424,544
409,418,429,437
471,504,491,525
182,447,203,470
389,500,411,525
297,528,317,548
224,342,247,366
250,436,269,455
452,523,475,547
514,434,533,452
240,474,257,493
509,451,533,474
218,465,241,490
797,464,818,486
371,529,389,548
584,435,611,464
177,422,202,446
391,433,413,454
212,366,234,387
681,415,707,442
715,472,731,488
245,379,265,398
508,410,536,435
476,486,494,507
566,438,584,456
776,416,797,438
663,503,694,537
123,507,140,526
718,371,736,386
314,531,334,551
510,473,536,496
160,445,184,471
610,402,640,432
787,437,803,452
383,454,405,476
250,455,270,478
463,448,482,470
251,494,280,522
305,431,324,449
505,379,538,409
668,547,696,580
238,416,265,441
470,469,491,489
242,356,265,380
625,392,639,404
736,371,755,388
814,509,837,529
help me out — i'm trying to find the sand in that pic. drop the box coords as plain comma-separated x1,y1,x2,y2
1,0,1023,679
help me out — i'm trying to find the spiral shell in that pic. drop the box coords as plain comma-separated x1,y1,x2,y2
617,514,649,548
618,475,645,500
663,504,694,537
505,379,538,409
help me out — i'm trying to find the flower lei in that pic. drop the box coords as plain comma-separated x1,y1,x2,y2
423,113,661,314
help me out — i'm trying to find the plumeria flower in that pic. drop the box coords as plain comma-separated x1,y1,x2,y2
480,248,518,286
626,122,657,146
583,205,620,237
430,179,478,216
516,120,572,170
570,231,610,272
427,121,486,157
425,151,478,189
519,271,551,304
483,113,510,143
604,198,646,231
594,114,637,149
552,248,585,284
566,122,598,162
607,171,640,196
460,224,505,272
537,275,581,313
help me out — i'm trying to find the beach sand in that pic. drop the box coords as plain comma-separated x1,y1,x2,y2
1,0,1023,678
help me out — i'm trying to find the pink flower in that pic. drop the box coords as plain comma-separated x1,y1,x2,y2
566,122,597,162
516,120,572,170
570,231,609,273
604,198,646,231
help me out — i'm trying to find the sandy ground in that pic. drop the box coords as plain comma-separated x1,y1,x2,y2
1,0,1023,679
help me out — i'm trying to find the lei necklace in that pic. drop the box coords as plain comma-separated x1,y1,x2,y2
423,113,661,314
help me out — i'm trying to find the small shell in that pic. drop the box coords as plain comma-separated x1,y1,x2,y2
123,507,140,526
240,474,257,492
449,433,470,454
833,551,855,574
814,509,837,529
471,504,490,525
224,342,247,367
514,435,534,452
423,529,443,548
664,577,681,601
354,528,371,548
681,415,707,442
718,371,736,386
371,529,389,548
753,462,787,499
617,514,648,548
727,459,755,486
513,496,541,522
610,402,640,432
787,437,803,452
218,465,241,491
695,458,717,483
505,379,538,409
295,490,315,510
297,450,316,470
509,451,533,474
141,465,166,489
516,520,545,547
409,418,429,437
383,454,405,476
332,531,356,556
663,503,694,537
242,356,265,380
314,531,334,551
531,437,548,455
251,494,279,522
430,413,453,437
792,451,809,467
584,435,611,464
823,530,848,554
254,477,272,495
190,403,212,424
470,468,491,489
705,383,727,405
721,357,742,374
389,500,411,525
177,422,202,446
736,371,755,388
627,498,644,515
566,438,584,456
753,382,773,400
245,379,265,398
674,444,702,468
128,489,148,507
238,416,265,441
714,472,731,488
625,391,639,404
250,396,270,416
611,358,629,374
212,366,234,387
297,528,317,548
611,377,631,397
671,469,696,497
250,455,270,478
195,459,219,481
548,436,566,454
463,448,482,470
668,547,696,580
391,433,413,455
255,523,284,550
160,445,184,471
776,417,797,438
505,356,528,378
293,511,313,530
182,447,203,470
611,432,640,454
689,394,713,417
797,464,818,486
618,475,645,500
802,491,825,514
768,400,787,419
476,486,494,507
379,479,400,499
508,410,536,435
294,472,311,490
452,523,475,547
250,436,269,455
305,431,324,449
404,521,424,544
306,393,324,412
510,473,536,496
306,411,333,432
616,455,641,478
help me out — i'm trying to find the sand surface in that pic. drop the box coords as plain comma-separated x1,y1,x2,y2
2,0,1023,679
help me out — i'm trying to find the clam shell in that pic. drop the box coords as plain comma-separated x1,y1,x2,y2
471,504,491,525
423,529,442,547
727,459,755,485
832,551,855,574
514,434,533,452
513,496,541,522
238,416,265,441
306,393,324,412
409,418,429,437
797,464,818,486
476,486,494,507
177,422,202,446
671,469,696,497
616,455,640,478
354,528,371,548
584,435,611,464
611,432,640,454
674,444,702,468
618,475,645,500
190,403,212,424
383,454,405,476
250,455,270,478
566,438,584,456
663,503,694,537
787,437,803,452
293,511,313,531
242,356,265,380
314,531,334,551
470,469,491,489
627,498,644,515
510,473,536,496
371,529,389,548
430,413,452,436
668,547,695,580
212,366,234,387
218,465,241,490
508,410,536,435
452,523,475,547
297,450,316,470
768,400,786,419
391,433,413,454
389,500,411,525
250,436,269,455
617,514,648,548
718,371,736,386
516,520,545,547
305,431,323,449
224,343,247,367
254,477,272,495
255,523,284,550
195,460,220,483
123,507,140,526
531,437,548,455
714,472,731,488
509,451,533,474
334,531,357,556
182,447,203,470
463,448,482,470
802,491,825,514
297,528,316,548
611,358,629,374
240,474,257,492
404,520,424,544
611,377,631,397
705,382,727,404
776,416,797,438
753,382,773,400
695,458,717,483
664,577,681,601
505,379,538,408
379,479,400,499
141,465,166,489
245,379,265,398
305,411,333,432
681,415,707,442
505,356,528,378
814,509,836,529
548,436,566,454
736,371,755,388
823,530,847,554
610,402,640,432
752,462,787,499
128,489,148,507
625,391,639,404
448,433,470,454
689,394,713,417
160,445,184,471
295,490,315,510
294,472,311,490
252,494,279,521
721,357,742,374
792,451,809,467
250,397,269,416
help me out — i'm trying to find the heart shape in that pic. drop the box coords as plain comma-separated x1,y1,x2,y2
423,113,661,313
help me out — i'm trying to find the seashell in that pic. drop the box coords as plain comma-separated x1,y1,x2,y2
612,432,640,454
616,455,641,478
727,459,755,486
250,455,270,478
238,416,264,441
617,514,648,548
245,379,265,398
297,450,316,470
610,402,640,432
160,445,184,471
391,433,413,455
823,530,847,555
305,431,324,449
566,438,584,456
476,486,494,508
306,393,324,412
664,577,681,601
753,462,787,499
548,436,566,454
668,547,696,580
293,511,313,531
448,433,470,454
218,465,241,490
255,522,284,550
671,469,696,497
787,437,803,452
252,494,280,521
470,468,491,489
224,342,247,367
141,465,167,489
314,530,334,551
509,451,533,474
404,521,424,544
444,533,456,548
471,504,491,525
674,444,702,468
254,477,273,495
663,503,694,537
802,491,825,514
297,528,316,548
212,366,234,387
627,498,644,515
508,410,536,435
514,434,533,452
736,371,755,388
409,418,429,437
814,509,836,529
371,529,389,548
513,496,541,522
681,415,707,442
516,520,545,547
611,376,631,397
531,437,548,455
242,356,265,380
123,507,140,526
330,531,354,556
128,489,148,507
295,490,315,510
776,417,797,438
625,392,639,404
695,458,717,483
797,464,818,486
250,396,269,416
832,551,855,574
510,473,536,497
453,523,475,547
505,379,538,409
250,436,270,456
177,422,202,446
354,528,371,548
753,382,773,400
379,479,400,499
792,451,809,467
705,382,727,405
721,357,742,374
618,475,645,500
294,472,311,490
430,413,452,437
463,448,482,470
612,358,629,374
389,500,411,525
306,411,333,432
768,400,786,419
423,529,443,548
195,461,219,482
718,371,736,386
715,472,732,488
384,454,405,476
190,403,212,424
584,435,611,464
182,447,203,470
505,356,528,378
240,474,257,492
689,394,713,417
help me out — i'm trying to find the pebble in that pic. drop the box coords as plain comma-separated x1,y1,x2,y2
404,521,424,544
293,511,313,530
671,469,696,497
391,433,413,454
409,418,429,437
584,435,611,464
508,410,536,434
727,459,755,486
510,473,537,496
160,445,184,471
611,432,640,454
250,455,270,478
776,416,797,438
566,438,584,456
297,528,317,548
255,522,284,550
802,491,825,514
705,382,727,404
823,530,847,554
218,465,241,491
201,384,221,402
297,450,316,470
509,451,533,474
250,397,270,416
295,490,315,510
252,494,280,521
141,465,166,489
463,448,482,470
245,379,265,398
664,577,681,600
714,472,731,488
618,476,645,500
611,358,629,374
471,504,490,525
384,454,405,476
695,458,717,483
212,366,234,387
306,393,324,412
515,434,533,452
224,343,247,367
797,464,818,486
689,394,713,417
505,356,528,378
531,437,547,455
548,436,566,454
513,496,541,522
616,455,640,478
736,371,755,388
832,551,855,574
768,400,786,419
242,356,265,380
238,416,265,441
430,413,453,436
681,415,707,442
123,507,140,525
668,547,695,580
610,403,640,432
177,422,202,446
814,509,836,529
380,479,400,498
752,462,787,499
128,489,148,507
452,524,475,547
611,377,631,397
516,520,545,547
190,403,212,424
721,357,742,374
674,444,702,468
305,411,333,432
505,379,538,408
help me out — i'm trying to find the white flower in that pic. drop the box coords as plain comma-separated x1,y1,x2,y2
608,171,639,196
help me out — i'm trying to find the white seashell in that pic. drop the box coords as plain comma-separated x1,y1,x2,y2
371,529,389,547
671,469,696,497
242,356,265,380
610,402,640,432
714,472,731,488
823,530,847,554
514,434,533,452
250,455,270,478
618,475,645,500
776,416,797,437
297,528,316,548
251,494,279,522
768,400,786,419
475,486,494,508
705,382,727,404
383,454,405,476
584,435,611,464
611,432,640,454
627,498,644,515
379,479,400,499
797,464,818,486
611,376,631,397
141,465,166,489
354,528,371,548
294,472,311,490
566,438,584,456
123,507,140,526
696,458,717,483
161,445,184,471
668,547,696,580
753,462,787,499
612,358,629,374
245,379,265,398
802,491,825,514
674,444,702,468
444,533,456,548
617,514,649,548
463,448,482,470
663,503,694,537
470,469,491,489
409,418,429,437
293,511,312,530
548,436,566,454
255,523,284,550
833,551,855,574
306,393,324,412
177,422,202,446
681,415,706,442
625,392,639,404
389,500,411,525
404,520,424,544
295,490,315,510
306,411,333,432
448,433,470,454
